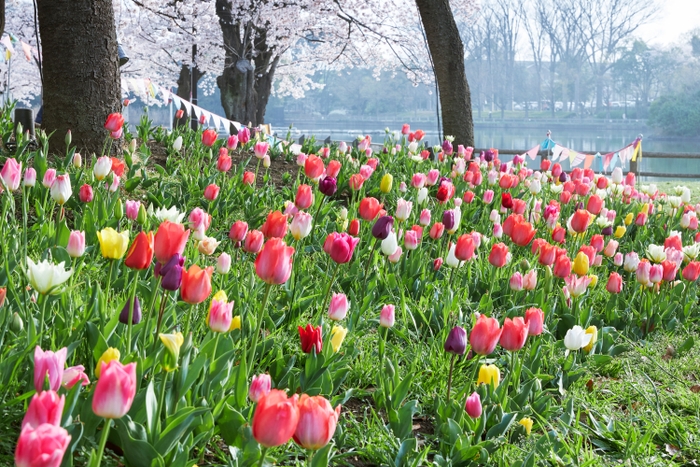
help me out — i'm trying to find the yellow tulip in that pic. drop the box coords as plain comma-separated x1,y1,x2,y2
95,347,120,377
229,315,242,331
583,325,598,352
159,332,184,372
614,226,626,238
380,173,393,193
588,274,598,288
573,252,589,276
640,203,650,215
97,228,130,259
477,364,500,388
330,325,348,352
624,213,633,226
519,417,533,435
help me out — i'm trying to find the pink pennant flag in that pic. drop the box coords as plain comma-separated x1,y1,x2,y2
524,144,540,160
603,152,615,170
583,155,594,170
20,41,32,61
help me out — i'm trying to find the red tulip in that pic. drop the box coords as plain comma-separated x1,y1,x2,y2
252,390,300,447
304,155,324,180
511,218,536,247
104,113,124,132
175,109,184,119
606,272,623,293
499,317,528,351
298,324,322,354
202,129,217,147
661,260,678,282
92,360,137,419
524,308,544,336
570,210,590,233
587,195,603,215
293,395,341,450
110,157,125,177
204,184,220,201
244,229,264,254
79,184,93,203
501,192,513,210
469,314,502,355
349,173,365,190
229,220,249,244
454,234,476,261
537,242,557,266
664,235,683,252
295,184,314,210
180,265,214,304
326,160,341,178
243,171,256,186
348,219,360,236
590,234,604,253
260,210,288,239
553,254,572,278
154,221,190,264
358,197,382,221
682,261,700,281
255,238,294,284
124,231,154,270
552,225,566,244
429,222,445,240
217,151,232,172
488,243,509,268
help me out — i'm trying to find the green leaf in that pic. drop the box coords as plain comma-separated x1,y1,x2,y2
125,177,142,192
154,407,208,456
311,443,332,467
485,412,516,438
115,418,165,467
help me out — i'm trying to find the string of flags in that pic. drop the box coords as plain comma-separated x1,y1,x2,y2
519,132,642,173
0,33,39,62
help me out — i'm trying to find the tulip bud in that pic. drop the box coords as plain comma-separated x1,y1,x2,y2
217,252,231,274
444,326,467,355
129,138,138,153
65,130,72,146
173,136,183,151
465,392,482,418
72,152,82,168
11,312,23,333
119,296,142,324
249,374,272,402
136,203,148,225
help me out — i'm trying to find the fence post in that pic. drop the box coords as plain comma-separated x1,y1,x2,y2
629,159,638,174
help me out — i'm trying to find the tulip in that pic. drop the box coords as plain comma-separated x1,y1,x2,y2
553,255,572,279
170,134,183,151
454,234,476,262
119,296,141,324
404,230,420,250
255,238,294,284
207,292,234,333
94,347,120,378
197,236,220,256
104,112,124,132
564,325,592,353
662,260,678,282
418,209,431,227
201,128,217,147
624,252,640,272
49,174,72,205
260,211,288,239
97,228,129,259
379,304,395,328
217,252,231,274
682,261,700,281
249,374,272,403
238,127,251,144
154,221,190,263
92,360,137,419
395,198,413,222
509,272,523,291
110,157,125,177
124,231,154,269
523,269,537,290
519,418,533,436
23,167,36,187
26,258,72,295
319,176,337,196
429,222,445,240
380,173,393,193
359,197,382,221
299,324,322,354
444,326,467,355
499,317,528,351
525,307,544,335
157,253,184,290
64,230,86,258
22,390,65,430
469,315,502,355
62,365,89,389
14,423,71,467
570,210,590,233
252,390,300,447
371,216,394,240
564,273,592,297
573,251,590,276
325,232,360,264
290,212,313,240
180,265,213,304
465,392,482,418
254,141,269,159
33,347,67,393
295,184,314,210
510,219,536,247
123,200,139,221
326,160,341,178
244,229,264,254
477,364,501,387
304,154,325,180
0,157,21,190
159,332,184,372
42,169,56,189
433,257,443,270
202,183,220,201
328,293,349,320
243,171,256,186
649,264,663,284
488,243,510,268
217,152,232,172
293,395,341,450
381,231,398,256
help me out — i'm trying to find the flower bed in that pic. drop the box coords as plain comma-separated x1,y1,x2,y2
1,114,699,466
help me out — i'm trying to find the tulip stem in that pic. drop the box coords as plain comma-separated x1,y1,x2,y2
257,447,268,467
94,419,112,467
144,276,163,341
320,263,340,321
470,354,482,391
157,372,169,433
38,293,48,346
248,283,272,376
310,196,325,244
104,260,115,313
154,289,169,350
362,239,379,294
446,353,456,403
126,270,139,354
210,333,221,372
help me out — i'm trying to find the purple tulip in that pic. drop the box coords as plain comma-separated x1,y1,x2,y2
444,326,467,355
442,210,455,232
319,176,337,196
119,296,142,324
372,216,394,240
159,253,185,291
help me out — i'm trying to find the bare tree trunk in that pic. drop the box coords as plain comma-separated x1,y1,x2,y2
36,0,120,155
173,64,204,129
0,0,6,39
415,0,474,147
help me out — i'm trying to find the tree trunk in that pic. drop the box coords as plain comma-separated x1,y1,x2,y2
415,0,474,147
254,53,279,125
173,63,204,129
0,0,6,39
36,0,120,155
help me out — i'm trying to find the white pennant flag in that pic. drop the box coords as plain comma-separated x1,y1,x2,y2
551,144,565,162
212,114,223,131
181,100,192,116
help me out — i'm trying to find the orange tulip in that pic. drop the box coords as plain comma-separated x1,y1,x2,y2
252,389,300,447
180,265,213,304
154,221,190,264
124,231,154,270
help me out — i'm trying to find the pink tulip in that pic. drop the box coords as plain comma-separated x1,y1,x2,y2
125,200,140,221
249,374,272,402
62,365,89,389
92,360,137,419
252,390,300,447
325,232,360,264
21,390,65,430
404,230,419,250
66,231,86,258
412,173,426,189
523,270,537,290
293,395,341,450
255,238,294,284
42,169,56,189
204,184,220,201
380,304,395,328
0,157,22,191
216,252,232,274
524,307,544,335
483,189,494,204
23,167,37,187
34,347,66,393
606,272,623,293
208,296,234,333
469,315,502,355
14,424,71,467
465,392,482,418
509,272,523,291
499,317,528,351
328,293,349,321
426,169,440,186
254,142,269,159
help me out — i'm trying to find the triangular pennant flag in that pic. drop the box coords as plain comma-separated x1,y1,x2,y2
551,144,565,161
229,120,241,131
181,100,192,116
618,145,633,165
584,154,594,170
120,78,129,94
603,152,614,170
212,114,223,131
192,105,202,119
568,149,578,164
541,138,555,150
20,41,31,61
572,152,586,167
1,35,14,54
171,94,182,110
524,144,540,160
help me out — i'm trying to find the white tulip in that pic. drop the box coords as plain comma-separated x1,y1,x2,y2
172,136,183,151
646,244,666,263
611,167,623,184
564,325,592,354
446,243,464,268
27,258,72,295
93,156,112,181
417,187,428,205
155,206,185,224
381,231,398,256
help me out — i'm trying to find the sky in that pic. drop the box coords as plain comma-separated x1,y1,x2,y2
636,0,700,46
